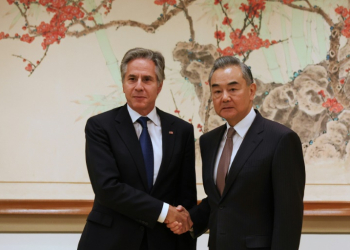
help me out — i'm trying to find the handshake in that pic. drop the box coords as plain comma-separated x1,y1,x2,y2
164,205,193,235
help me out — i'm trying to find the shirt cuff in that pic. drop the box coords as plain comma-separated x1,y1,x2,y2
157,202,169,223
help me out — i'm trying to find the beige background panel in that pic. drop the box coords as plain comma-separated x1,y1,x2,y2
0,183,93,200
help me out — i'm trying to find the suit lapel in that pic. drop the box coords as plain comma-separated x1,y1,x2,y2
152,109,176,192
207,125,227,202
114,105,149,191
221,111,264,200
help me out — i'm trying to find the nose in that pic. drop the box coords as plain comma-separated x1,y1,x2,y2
135,78,144,91
222,90,230,102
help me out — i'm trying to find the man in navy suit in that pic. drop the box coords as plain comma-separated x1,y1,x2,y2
168,56,305,250
78,48,196,250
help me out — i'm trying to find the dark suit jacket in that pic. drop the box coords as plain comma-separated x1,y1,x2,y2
190,110,305,250
78,104,197,250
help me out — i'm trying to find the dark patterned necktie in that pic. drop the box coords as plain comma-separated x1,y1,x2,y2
216,127,235,196
137,117,154,191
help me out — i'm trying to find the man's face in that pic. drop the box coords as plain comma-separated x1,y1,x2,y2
211,65,256,126
123,58,162,116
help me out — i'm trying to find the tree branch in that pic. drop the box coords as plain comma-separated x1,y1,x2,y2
203,97,212,133
219,1,235,33
339,56,350,67
13,45,50,77
266,0,334,26
216,24,222,56
305,0,312,9
66,0,196,38
14,2,33,33
179,0,195,42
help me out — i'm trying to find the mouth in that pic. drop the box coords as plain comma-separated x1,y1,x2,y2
133,96,146,99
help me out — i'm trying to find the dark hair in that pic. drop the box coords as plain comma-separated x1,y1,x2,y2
208,56,253,86
120,48,165,86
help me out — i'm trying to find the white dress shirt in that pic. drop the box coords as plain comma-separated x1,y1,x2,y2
127,105,169,223
213,108,256,183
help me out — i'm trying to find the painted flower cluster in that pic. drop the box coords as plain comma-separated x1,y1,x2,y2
214,0,282,58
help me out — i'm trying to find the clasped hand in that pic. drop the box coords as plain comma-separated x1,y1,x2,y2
164,205,192,235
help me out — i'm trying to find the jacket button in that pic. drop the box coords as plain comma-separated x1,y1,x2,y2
139,226,144,231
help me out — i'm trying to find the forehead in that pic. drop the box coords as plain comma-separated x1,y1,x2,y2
126,58,156,76
211,65,246,86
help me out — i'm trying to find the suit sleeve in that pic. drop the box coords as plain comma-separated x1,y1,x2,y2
189,197,210,238
189,135,211,238
176,125,197,249
85,117,163,229
271,131,305,250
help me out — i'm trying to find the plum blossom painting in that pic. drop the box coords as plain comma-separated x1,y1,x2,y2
0,0,349,201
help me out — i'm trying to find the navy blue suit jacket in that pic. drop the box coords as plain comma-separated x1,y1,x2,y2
78,104,197,250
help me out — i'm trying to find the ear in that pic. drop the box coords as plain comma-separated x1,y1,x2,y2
122,80,126,93
157,82,163,95
249,83,257,101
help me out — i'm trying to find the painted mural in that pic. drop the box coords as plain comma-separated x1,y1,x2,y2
0,0,349,200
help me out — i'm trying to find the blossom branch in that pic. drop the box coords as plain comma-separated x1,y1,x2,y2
216,25,222,56
94,0,109,13
170,89,182,118
266,0,334,26
239,7,252,38
219,1,235,33
12,45,50,77
66,20,156,37
305,0,312,9
14,2,33,33
254,11,263,36
243,12,264,62
242,38,288,62
162,3,169,18
67,0,196,38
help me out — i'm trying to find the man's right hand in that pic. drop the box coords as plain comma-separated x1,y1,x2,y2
164,205,192,234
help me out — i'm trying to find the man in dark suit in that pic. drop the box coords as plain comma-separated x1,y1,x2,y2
78,48,197,250
168,56,305,250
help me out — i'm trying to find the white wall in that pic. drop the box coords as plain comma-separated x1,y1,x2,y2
0,233,349,250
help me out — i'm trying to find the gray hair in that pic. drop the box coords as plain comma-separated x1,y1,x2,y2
208,56,253,86
120,48,165,86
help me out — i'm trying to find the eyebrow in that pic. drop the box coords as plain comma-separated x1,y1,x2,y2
127,74,155,79
211,81,238,87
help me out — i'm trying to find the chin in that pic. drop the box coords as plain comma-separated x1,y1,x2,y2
220,110,235,117
132,101,146,107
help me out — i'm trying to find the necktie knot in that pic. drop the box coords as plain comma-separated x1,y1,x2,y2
137,117,150,128
227,127,235,139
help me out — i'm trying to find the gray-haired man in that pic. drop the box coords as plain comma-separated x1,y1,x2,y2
78,48,197,250
168,56,305,250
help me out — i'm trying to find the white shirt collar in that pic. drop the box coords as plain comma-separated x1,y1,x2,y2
225,107,256,139
127,104,160,126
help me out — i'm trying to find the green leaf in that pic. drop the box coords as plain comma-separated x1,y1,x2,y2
3,6,18,17
9,12,22,30
74,91,126,121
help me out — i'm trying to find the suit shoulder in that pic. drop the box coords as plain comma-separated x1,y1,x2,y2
158,109,193,130
87,106,121,123
199,124,225,142
85,106,122,131
262,116,298,138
